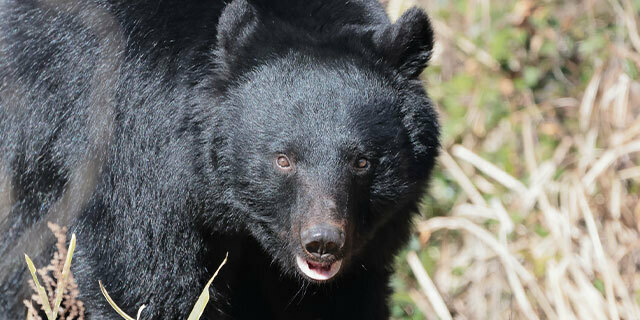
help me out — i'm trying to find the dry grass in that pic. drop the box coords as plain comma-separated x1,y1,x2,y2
388,0,640,319
24,223,84,320
23,223,227,320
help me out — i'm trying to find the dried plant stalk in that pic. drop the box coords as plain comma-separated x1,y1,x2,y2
24,223,84,320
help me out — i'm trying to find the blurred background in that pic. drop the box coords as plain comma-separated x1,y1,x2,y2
382,0,640,319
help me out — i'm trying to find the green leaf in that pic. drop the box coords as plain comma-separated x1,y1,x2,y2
578,34,605,56
523,67,542,88
593,278,605,295
452,266,466,276
534,224,550,238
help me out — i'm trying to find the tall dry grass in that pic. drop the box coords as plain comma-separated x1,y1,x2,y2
388,0,640,319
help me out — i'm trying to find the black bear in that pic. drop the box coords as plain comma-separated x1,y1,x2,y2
0,0,439,319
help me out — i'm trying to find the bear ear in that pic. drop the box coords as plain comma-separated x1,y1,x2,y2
374,7,434,78
214,0,260,75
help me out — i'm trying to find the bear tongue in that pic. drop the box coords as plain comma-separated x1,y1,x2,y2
295,256,342,281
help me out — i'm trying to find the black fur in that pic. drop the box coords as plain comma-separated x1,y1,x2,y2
0,0,439,319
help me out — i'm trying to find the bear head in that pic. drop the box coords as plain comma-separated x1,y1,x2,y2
196,0,439,283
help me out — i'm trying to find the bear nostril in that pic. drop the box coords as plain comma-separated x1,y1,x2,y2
301,224,345,258
324,241,337,254
305,241,322,257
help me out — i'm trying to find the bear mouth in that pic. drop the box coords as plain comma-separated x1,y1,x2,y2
295,255,342,281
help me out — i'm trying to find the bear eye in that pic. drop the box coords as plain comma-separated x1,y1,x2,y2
355,157,369,169
276,155,292,170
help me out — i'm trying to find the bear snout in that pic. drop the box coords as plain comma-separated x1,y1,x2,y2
300,223,345,260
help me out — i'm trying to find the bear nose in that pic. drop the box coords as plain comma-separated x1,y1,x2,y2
301,224,345,259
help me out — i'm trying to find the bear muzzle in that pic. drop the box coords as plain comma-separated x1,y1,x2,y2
296,223,345,281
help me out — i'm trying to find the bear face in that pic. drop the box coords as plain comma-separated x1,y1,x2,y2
216,56,429,282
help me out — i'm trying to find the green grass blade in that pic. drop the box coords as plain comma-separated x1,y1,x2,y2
187,253,228,320
24,254,54,320
51,233,76,319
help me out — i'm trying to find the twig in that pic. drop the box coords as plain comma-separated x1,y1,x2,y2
577,186,619,320
579,65,602,132
406,251,453,320
451,145,528,195
440,150,487,207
